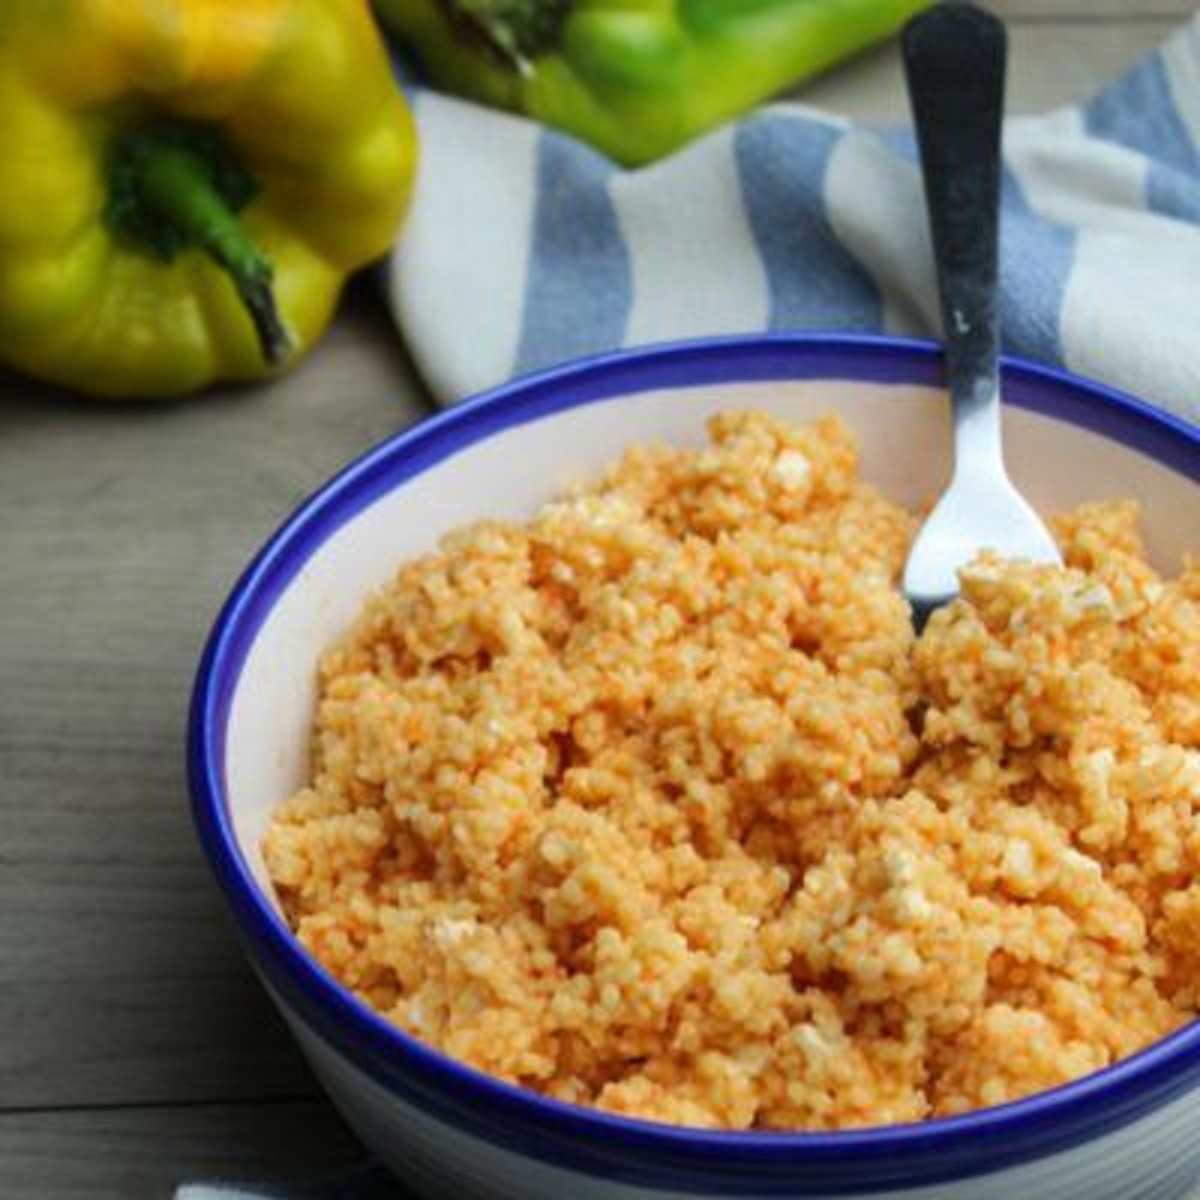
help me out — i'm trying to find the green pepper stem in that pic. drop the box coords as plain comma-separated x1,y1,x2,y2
125,142,290,367
438,0,572,69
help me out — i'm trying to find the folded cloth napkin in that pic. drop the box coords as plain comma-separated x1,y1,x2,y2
385,16,1200,421
177,1163,412,1199
179,17,1200,1200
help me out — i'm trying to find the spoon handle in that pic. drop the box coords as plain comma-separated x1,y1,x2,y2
903,4,1007,467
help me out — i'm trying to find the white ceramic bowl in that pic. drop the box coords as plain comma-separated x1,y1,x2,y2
191,335,1200,1200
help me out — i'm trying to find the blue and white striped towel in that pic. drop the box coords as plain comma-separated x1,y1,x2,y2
385,15,1200,421
180,17,1200,1200
177,1164,408,1199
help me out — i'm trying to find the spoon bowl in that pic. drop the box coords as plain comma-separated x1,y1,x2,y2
904,455,1065,623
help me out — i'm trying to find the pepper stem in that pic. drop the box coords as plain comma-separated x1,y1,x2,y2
437,0,573,70
106,125,291,367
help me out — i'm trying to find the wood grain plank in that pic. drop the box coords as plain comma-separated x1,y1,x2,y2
0,1102,388,1200
802,19,1177,122
0,285,432,1109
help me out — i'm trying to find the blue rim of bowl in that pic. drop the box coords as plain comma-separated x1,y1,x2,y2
190,333,1200,1195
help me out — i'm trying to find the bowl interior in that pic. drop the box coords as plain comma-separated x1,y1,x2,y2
217,366,1200,907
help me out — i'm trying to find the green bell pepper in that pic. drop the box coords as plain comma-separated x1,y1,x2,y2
376,0,930,166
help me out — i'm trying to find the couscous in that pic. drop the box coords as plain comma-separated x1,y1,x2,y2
264,411,1200,1130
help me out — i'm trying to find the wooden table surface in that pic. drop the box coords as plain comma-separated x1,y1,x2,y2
0,2,1191,1195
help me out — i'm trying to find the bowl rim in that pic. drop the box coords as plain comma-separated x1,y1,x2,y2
189,332,1200,1186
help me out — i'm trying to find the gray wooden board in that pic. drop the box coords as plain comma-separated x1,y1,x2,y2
0,3,1189,1193
0,287,427,1117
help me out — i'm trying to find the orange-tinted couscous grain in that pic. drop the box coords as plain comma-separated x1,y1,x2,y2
264,412,1200,1130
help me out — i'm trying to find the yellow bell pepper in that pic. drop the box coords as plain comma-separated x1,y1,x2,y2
0,0,417,398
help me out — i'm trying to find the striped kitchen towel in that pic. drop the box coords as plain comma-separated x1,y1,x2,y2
177,1163,410,1199
172,1160,1200,1200
384,15,1200,422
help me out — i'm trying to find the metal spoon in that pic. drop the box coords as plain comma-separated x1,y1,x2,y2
900,3,1060,626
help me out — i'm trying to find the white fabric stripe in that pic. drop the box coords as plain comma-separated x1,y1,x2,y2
610,126,769,346
386,92,538,400
1161,19,1200,154
1060,225,1200,424
822,131,936,338
1005,109,1163,235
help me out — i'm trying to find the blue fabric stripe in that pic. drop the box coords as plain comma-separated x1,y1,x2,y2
514,132,631,376
1084,51,1199,175
878,126,918,162
1146,163,1200,223
735,114,881,333
1084,49,1200,226
997,168,1075,367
